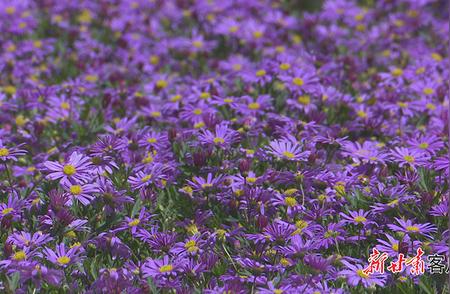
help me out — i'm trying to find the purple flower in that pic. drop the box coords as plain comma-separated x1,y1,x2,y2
198,122,240,149
342,141,387,164
187,173,224,193
0,140,26,161
128,163,168,190
96,178,133,214
387,218,437,238
43,152,93,186
7,231,52,248
117,208,153,235
142,255,186,278
390,147,430,169
43,243,83,268
18,262,63,288
266,138,310,161
340,209,374,227
63,182,99,206
339,260,386,288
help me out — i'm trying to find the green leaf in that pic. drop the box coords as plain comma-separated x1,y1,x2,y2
131,197,142,217
7,272,20,292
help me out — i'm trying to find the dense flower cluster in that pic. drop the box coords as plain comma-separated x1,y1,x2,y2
0,0,448,293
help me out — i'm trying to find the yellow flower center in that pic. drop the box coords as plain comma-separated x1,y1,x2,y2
357,269,369,278
156,80,168,88
151,111,161,117
357,110,367,118
356,24,366,31
5,6,16,14
85,74,98,82
147,138,157,143
170,94,182,102
403,155,415,163
282,151,295,159
224,98,233,103
184,240,199,252
60,102,70,110
431,53,443,62
193,108,203,115
149,55,159,65
253,31,263,39
354,216,367,223
70,185,82,195
192,40,204,48
274,290,283,294
0,148,9,157
423,87,434,95
256,69,266,77
229,25,239,33
391,68,403,77
159,264,174,273
246,177,256,183
292,77,304,86
15,115,27,127
142,154,154,164
426,103,436,110
194,122,205,129
213,137,225,144
201,183,213,189
334,184,346,196
279,63,291,70
2,208,13,215
200,92,210,100
419,143,429,149
406,225,419,232
141,174,152,182
248,102,260,110
185,240,196,248
284,197,297,207
57,256,71,265
416,67,425,74
276,46,285,53
182,186,193,194
232,64,242,71
280,258,291,267
13,250,27,261
78,9,92,23
297,95,310,105
354,13,364,21
128,219,140,227
63,164,76,176
392,243,399,252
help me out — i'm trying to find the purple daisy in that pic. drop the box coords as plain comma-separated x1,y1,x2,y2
43,243,83,268
0,140,27,161
339,260,386,288
198,122,240,149
266,138,310,161
387,218,437,238
390,147,430,169
43,152,93,186
142,255,186,278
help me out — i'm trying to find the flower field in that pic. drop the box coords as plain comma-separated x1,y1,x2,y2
0,0,448,293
